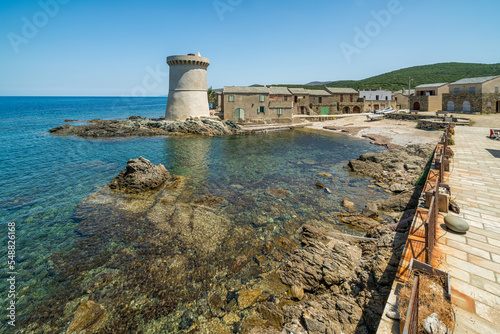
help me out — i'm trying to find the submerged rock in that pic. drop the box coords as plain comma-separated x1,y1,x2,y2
341,199,355,211
266,188,290,199
66,301,106,334
315,182,326,189
109,157,170,193
238,288,262,309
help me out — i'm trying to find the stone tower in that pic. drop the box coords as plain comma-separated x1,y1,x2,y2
165,52,210,121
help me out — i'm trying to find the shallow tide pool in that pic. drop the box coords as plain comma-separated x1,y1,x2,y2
0,97,386,333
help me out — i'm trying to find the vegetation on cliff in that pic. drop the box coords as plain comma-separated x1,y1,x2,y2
272,62,500,91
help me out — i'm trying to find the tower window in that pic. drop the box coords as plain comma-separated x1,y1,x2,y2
277,108,282,115
259,95,265,102
228,95,234,102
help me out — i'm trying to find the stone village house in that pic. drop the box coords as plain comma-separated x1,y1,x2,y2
221,86,364,123
442,76,500,113
409,83,449,112
360,90,396,112
392,89,414,110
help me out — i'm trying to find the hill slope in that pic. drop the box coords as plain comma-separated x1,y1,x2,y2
275,63,500,91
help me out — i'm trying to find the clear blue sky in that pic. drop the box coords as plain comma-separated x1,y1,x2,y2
1,0,499,96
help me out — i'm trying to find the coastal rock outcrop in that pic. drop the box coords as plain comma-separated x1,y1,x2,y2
346,144,434,220
49,117,241,137
109,157,170,193
346,144,434,188
37,143,423,333
278,224,407,334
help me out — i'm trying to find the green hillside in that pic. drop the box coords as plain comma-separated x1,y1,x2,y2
273,63,500,91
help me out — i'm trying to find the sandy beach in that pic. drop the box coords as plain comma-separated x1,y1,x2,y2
307,115,443,148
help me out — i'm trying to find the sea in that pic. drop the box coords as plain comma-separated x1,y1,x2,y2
0,96,386,333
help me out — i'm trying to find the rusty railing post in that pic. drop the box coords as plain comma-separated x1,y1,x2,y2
403,273,420,334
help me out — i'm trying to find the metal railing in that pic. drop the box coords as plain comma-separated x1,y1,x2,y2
425,124,452,264
425,180,439,264
403,273,420,334
404,124,453,331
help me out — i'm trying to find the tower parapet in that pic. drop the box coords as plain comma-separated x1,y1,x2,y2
165,53,210,121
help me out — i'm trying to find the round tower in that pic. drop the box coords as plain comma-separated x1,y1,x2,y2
165,52,210,121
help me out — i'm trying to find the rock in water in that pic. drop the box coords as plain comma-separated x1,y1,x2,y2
66,301,106,334
238,288,262,309
49,117,241,137
266,188,290,199
444,215,469,233
341,199,355,211
109,157,170,193
315,182,326,189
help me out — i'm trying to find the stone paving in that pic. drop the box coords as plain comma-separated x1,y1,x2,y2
435,126,500,333
377,126,500,333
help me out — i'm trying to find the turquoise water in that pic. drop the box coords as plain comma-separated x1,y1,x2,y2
0,97,385,332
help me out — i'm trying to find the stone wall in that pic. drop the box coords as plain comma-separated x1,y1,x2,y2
442,93,500,113
393,94,410,110
310,102,364,115
364,99,396,112
481,93,500,113
410,96,442,112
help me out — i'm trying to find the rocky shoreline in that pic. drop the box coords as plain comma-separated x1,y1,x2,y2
49,116,241,137
29,143,434,333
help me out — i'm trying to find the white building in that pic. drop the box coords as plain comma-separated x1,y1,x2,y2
360,90,392,101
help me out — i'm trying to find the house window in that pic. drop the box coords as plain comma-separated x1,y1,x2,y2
376,95,379,100
469,87,476,94
340,94,344,102
318,97,322,103
259,95,265,102
454,88,459,94
259,106,266,113
277,108,282,116
350,94,353,102
385,96,388,100
488,102,492,107
496,87,499,93
228,95,234,102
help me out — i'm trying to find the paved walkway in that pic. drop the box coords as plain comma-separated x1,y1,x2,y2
377,126,500,334
435,126,500,333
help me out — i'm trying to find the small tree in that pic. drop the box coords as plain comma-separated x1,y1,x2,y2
207,87,217,107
